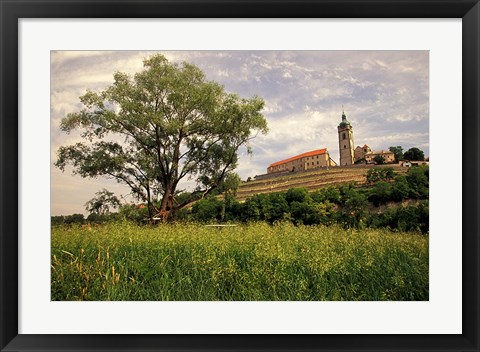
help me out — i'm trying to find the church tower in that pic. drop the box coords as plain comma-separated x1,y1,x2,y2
338,109,354,166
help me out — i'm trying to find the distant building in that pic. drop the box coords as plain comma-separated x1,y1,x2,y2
365,150,395,164
338,110,355,166
354,144,372,162
400,160,429,167
267,148,336,174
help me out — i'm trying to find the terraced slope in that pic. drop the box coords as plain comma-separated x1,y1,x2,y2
237,165,406,201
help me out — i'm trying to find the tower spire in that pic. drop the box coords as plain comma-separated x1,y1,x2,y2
341,105,347,122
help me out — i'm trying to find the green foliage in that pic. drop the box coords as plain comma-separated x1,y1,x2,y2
373,154,385,165
84,189,120,215
129,164,430,231
285,188,309,204
239,195,263,222
369,182,392,206
389,146,404,163
366,167,394,183
88,212,121,224
289,201,318,225
403,147,425,161
191,197,223,222
215,173,241,197
262,193,290,223
51,214,85,226
311,186,341,204
368,201,429,234
406,165,429,199
391,176,410,202
51,222,429,301
117,204,150,223
341,188,368,228
55,54,268,220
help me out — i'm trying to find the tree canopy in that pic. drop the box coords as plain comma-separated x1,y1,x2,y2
55,54,268,221
403,147,425,161
389,146,404,163
84,189,121,215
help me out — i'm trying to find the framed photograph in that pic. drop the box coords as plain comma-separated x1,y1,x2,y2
1,0,479,351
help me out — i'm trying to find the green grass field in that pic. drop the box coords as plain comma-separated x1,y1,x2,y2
51,222,428,301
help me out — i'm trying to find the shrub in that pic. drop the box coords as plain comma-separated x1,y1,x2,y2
368,201,429,234
311,186,341,205
192,197,223,222
391,176,411,202
63,213,85,225
285,188,309,204
340,189,368,228
373,155,385,165
289,201,321,225
406,165,429,199
264,193,290,223
368,181,392,206
366,167,395,184
118,204,150,223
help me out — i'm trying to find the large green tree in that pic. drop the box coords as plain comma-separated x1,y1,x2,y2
403,147,425,161
55,54,268,221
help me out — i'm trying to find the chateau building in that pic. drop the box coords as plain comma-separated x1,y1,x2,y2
364,150,395,164
354,144,372,162
267,148,336,174
338,110,355,166
354,145,394,164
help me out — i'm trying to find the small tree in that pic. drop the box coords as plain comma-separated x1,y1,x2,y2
406,165,429,198
373,155,385,165
192,197,223,222
264,193,289,223
64,213,85,225
285,188,309,204
84,189,121,215
368,181,392,206
216,173,241,221
391,176,411,202
341,189,368,228
366,167,395,184
389,146,404,163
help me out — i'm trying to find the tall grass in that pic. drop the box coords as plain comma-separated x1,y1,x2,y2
51,222,428,301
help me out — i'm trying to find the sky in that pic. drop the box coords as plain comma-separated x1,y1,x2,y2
51,50,429,216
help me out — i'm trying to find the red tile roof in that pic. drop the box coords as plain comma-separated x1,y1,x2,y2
268,148,328,168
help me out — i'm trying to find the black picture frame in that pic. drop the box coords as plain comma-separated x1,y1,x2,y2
1,1,479,351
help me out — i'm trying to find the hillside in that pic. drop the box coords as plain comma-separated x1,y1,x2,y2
237,164,407,201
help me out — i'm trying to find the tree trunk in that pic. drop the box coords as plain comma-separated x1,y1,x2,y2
159,185,174,223
146,186,154,221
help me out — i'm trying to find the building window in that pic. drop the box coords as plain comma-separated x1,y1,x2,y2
343,133,346,140
344,145,346,149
